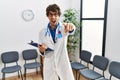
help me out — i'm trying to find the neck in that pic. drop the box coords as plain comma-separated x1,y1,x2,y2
50,25,56,30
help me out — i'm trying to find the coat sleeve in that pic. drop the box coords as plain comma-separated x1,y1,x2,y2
62,23,76,37
68,23,76,35
38,29,46,56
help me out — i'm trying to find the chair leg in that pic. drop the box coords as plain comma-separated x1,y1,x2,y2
18,71,20,78
78,72,80,80
24,69,25,77
58,76,60,80
110,75,112,80
20,70,23,80
76,70,77,80
2,73,5,80
24,68,26,80
36,67,38,74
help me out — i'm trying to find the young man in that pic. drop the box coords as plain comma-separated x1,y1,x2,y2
38,4,75,80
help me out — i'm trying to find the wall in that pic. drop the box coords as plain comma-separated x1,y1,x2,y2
71,0,80,62
104,0,120,79
105,0,120,62
0,0,71,52
0,0,78,78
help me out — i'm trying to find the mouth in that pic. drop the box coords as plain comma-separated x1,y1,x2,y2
51,20,56,23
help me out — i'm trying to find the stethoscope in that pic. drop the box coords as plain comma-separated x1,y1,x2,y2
45,22,62,43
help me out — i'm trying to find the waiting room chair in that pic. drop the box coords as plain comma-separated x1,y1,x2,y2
80,55,109,80
99,61,120,80
22,49,41,80
1,51,23,80
71,50,92,80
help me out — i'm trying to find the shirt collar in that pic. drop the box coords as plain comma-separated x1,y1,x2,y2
48,22,59,31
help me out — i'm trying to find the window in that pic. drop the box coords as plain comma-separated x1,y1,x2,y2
80,0,108,60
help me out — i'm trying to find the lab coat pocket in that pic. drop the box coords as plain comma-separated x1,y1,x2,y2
43,36,54,49
44,51,54,58
44,52,54,71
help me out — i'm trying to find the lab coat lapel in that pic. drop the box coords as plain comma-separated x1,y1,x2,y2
48,28,54,45
50,34,54,45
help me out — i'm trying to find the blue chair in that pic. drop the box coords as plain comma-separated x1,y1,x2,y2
22,49,41,80
71,50,92,80
1,51,23,80
80,55,109,80
99,61,120,80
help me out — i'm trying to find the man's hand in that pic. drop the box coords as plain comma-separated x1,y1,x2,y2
63,23,74,33
38,43,47,52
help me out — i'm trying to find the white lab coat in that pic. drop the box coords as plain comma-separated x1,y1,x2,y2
39,22,75,80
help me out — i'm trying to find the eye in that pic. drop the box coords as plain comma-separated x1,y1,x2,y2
49,12,58,17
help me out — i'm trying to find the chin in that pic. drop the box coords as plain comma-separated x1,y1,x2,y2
51,23,57,26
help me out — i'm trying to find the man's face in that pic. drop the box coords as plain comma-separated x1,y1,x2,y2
48,11,60,28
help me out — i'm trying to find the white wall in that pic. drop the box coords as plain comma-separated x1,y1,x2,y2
0,0,76,78
104,0,120,79
0,0,71,52
105,0,120,62
70,0,80,62
71,0,80,10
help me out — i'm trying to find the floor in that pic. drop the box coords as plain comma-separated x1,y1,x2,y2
0,70,88,80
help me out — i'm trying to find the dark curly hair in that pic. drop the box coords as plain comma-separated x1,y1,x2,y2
46,4,61,16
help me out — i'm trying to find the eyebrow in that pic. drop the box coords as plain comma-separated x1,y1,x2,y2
49,12,58,16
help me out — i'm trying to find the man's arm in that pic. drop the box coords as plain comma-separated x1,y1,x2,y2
63,23,76,35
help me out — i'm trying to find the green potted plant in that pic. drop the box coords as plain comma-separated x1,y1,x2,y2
62,9,80,61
